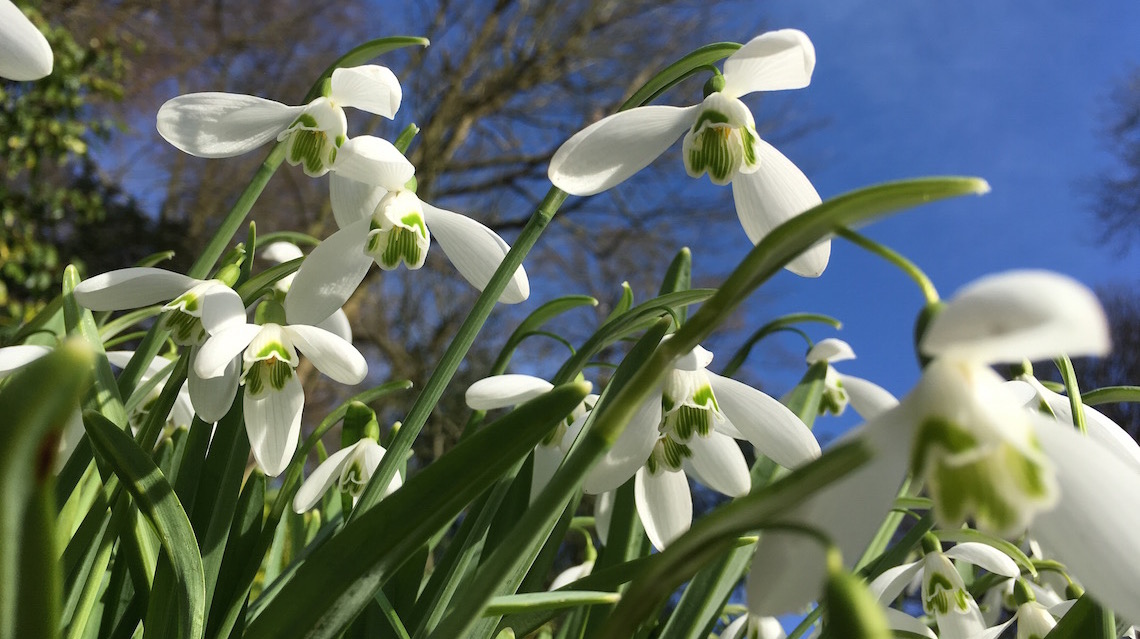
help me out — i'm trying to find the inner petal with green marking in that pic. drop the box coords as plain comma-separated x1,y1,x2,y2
681,92,761,186
911,416,1056,534
277,99,348,178
661,369,721,441
645,434,692,474
160,281,212,345
921,553,971,617
365,190,430,270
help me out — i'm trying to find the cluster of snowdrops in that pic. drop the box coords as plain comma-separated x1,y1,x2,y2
3,5,1140,639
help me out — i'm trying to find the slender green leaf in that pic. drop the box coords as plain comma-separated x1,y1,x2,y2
658,247,692,322
491,295,598,374
244,382,592,639
84,411,205,639
485,592,620,615
657,545,753,639
605,282,635,323
63,265,127,427
1043,594,1112,639
0,341,92,639
1081,385,1140,406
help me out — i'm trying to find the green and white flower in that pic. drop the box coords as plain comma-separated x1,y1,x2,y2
465,374,596,503
0,0,52,81
261,241,353,343
195,319,367,476
292,437,401,513
548,29,827,277
805,338,897,419
747,270,1140,622
156,65,401,177
74,267,246,422
284,141,529,326
579,343,819,551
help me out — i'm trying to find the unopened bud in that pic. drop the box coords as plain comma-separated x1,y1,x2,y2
1012,578,1036,606
702,72,726,97
823,549,891,639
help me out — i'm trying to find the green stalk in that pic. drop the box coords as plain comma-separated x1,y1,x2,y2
835,227,939,304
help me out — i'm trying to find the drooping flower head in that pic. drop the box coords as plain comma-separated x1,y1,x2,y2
157,65,401,177
292,437,402,513
548,29,827,277
283,140,529,326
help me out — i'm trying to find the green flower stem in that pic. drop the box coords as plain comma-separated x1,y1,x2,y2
351,187,567,517
836,227,939,304
721,312,842,378
1054,355,1087,435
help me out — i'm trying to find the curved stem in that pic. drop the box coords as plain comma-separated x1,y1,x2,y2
836,227,939,304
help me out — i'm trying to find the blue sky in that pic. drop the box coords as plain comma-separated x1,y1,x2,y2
695,2,1140,440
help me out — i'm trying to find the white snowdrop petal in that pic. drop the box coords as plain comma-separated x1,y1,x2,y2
157,92,303,157
868,560,923,604
708,372,820,468
550,561,594,591
422,202,530,304
261,242,304,263
283,219,373,327
0,344,49,377
331,135,415,189
730,141,827,277
187,348,239,423
285,324,367,385
884,608,937,639
747,411,911,615
720,615,748,639
329,174,386,229
292,444,358,513
465,374,554,410
943,542,1020,578
837,374,899,420
722,29,816,97
548,105,700,196
195,324,261,379
0,0,52,81
582,396,661,494
1031,416,1140,623
672,344,714,371
635,466,692,551
316,309,354,344
684,431,751,497
920,270,1110,364
594,489,615,546
245,376,305,477
330,65,402,118
200,281,247,335
805,338,855,364
531,443,565,504
74,268,199,310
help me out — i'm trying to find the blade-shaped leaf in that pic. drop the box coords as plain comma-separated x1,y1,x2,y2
83,411,205,639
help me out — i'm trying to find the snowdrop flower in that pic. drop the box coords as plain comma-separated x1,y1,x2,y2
74,268,246,422
868,536,1019,639
0,344,83,470
261,242,353,343
805,338,898,419
465,374,596,502
106,351,194,432
292,437,401,513
548,29,827,277
195,318,367,476
0,0,52,81
284,141,529,325
747,270,1140,622
974,579,1071,639
156,65,401,177
581,343,819,550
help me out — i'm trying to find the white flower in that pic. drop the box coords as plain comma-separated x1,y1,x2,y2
283,143,529,325
106,351,195,433
0,344,83,470
465,374,596,503
260,242,353,343
973,580,1072,639
0,0,52,81
292,438,401,512
805,338,898,419
195,320,367,476
74,267,247,423
869,539,1018,639
580,343,819,551
549,559,594,591
746,270,1139,620
156,65,401,177
548,29,827,277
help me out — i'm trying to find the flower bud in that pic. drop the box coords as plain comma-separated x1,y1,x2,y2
823,550,891,639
